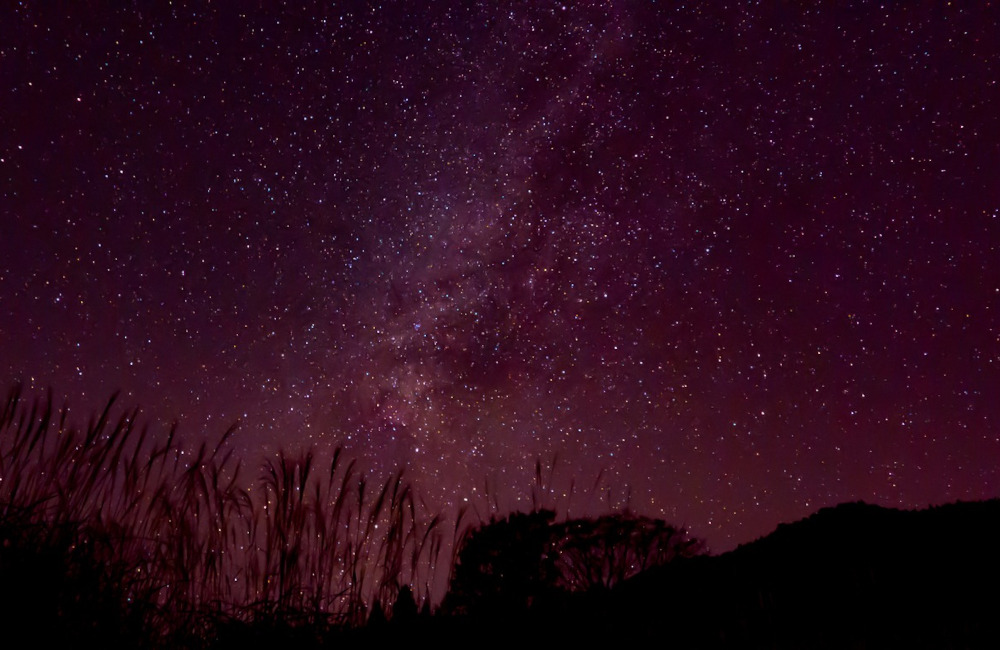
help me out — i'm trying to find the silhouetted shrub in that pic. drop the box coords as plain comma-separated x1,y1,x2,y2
442,509,560,616
441,508,703,619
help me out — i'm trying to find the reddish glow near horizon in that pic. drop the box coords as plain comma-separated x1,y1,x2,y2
2,2,999,551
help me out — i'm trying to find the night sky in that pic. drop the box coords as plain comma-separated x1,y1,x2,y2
2,2,998,552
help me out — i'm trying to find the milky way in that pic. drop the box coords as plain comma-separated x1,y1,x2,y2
2,2,999,550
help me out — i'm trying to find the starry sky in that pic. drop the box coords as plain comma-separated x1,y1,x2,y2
2,2,998,551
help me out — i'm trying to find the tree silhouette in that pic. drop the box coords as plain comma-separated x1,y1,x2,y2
551,513,704,592
442,509,703,618
442,510,559,616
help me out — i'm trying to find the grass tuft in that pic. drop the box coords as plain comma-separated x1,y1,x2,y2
0,384,700,646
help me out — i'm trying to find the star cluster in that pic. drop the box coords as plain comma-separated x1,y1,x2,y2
2,2,998,549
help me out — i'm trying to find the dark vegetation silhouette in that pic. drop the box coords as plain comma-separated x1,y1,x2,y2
0,385,700,647
0,386,444,647
1,384,998,648
441,509,703,617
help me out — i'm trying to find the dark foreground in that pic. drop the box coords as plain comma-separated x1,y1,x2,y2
352,500,999,649
3,499,996,649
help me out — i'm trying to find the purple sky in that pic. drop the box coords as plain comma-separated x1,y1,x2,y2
2,2,998,551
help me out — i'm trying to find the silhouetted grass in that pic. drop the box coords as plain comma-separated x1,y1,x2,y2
14,384,989,647
0,384,705,648
0,385,449,647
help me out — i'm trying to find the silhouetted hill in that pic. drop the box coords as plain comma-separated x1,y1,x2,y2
610,499,1000,648
377,500,999,648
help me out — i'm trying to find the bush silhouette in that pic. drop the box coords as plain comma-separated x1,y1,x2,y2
442,509,703,618
443,510,560,617
551,513,704,591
